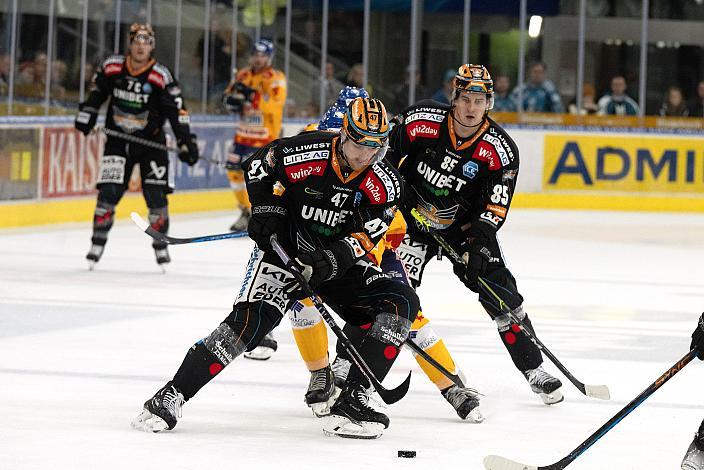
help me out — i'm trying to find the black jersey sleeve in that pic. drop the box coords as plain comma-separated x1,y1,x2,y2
243,140,284,208
152,63,194,143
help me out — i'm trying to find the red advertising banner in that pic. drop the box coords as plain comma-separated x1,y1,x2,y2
42,127,104,198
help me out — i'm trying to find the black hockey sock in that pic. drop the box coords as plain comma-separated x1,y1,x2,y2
496,311,543,372
172,341,226,401
91,201,115,246
335,322,368,361
148,207,169,250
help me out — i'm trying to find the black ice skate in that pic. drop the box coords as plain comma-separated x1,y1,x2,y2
154,247,170,271
230,208,251,232
441,384,485,422
305,365,340,417
330,355,351,388
323,381,389,439
244,331,277,360
86,244,105,270
682,435,704,470
131,381,184,433
523,365,564,405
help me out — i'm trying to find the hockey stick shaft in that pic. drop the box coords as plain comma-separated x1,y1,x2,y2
270,236,411,405
99,127,225,167
484,349,698,470
130,212,248,245
404,339,464,387
409,209,610,400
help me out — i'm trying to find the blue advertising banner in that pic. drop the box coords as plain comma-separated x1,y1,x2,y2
169,124,233,191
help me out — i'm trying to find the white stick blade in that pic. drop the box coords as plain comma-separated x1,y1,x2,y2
585,384,611,400
483,455,538,470
130,212,149,231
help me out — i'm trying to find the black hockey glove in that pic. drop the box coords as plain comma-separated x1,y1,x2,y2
75,105,98,136
222,82,257,113
248,204,287,250
285,249,338,300
691,312,704,360
453,238,491,291
177,134,199,166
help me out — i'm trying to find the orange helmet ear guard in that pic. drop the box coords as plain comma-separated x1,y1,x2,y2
342,97,390,149
453,63,494,110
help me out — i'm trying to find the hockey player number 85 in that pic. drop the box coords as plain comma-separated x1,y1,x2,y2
490,184,509,205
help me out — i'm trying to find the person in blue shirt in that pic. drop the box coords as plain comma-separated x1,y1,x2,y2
597,75,639,116
510,61,563,112
431,69,455,105
492,73,517,112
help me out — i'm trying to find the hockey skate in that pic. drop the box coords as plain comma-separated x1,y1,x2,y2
323,381,389,439
131,381,184,433
305,365,340,417
682,437,704,470
244,331,278,360
230,208,251,232
523,365,564,405
441,384,485,423
86,244,105,270
330,355,351,388
154,247,170,272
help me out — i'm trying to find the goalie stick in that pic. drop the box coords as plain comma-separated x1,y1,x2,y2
483,349,698,470
130,212,248,245
409,208,611,401
270,235,411,405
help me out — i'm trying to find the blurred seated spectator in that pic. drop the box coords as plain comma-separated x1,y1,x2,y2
510,61,563,112
345,63,365,88
568,83,598,115
431,69,454,105
310,61,342,113
689,80,704,117
659,86,689,117
391,66,430,114
493,73,517,112
0,52,9,95
597,75,639,115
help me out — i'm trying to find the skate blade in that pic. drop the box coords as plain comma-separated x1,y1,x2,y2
308,387,341,418
158,264,167,274
465,407,485,423
131,408,169,433
322,414,384,439
243,346,275,361
539,388,564,405
88,261,97,271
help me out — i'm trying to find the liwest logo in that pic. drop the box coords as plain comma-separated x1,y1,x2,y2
544,134,704,192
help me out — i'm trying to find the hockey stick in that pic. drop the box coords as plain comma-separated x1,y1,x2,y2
270,235,411,405
98,127,225,167
404,339,464,388
409,208,611,400
484,349,698,470
130,212,248,245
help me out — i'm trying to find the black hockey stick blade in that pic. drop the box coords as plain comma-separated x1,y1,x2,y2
270,235,411,404
130,212,248,245
483,349,698,470
405,339,464,387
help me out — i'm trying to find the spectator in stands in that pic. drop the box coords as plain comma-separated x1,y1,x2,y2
493,73,517,112
391,66,430,114
597,75,639,116
689,80,704,117
310,61,342,114
659,86,689,116
431,69,455,105
50,59,67,100
345,63,365,88
510,61,563,112
0,52,10,95
568,83,598,115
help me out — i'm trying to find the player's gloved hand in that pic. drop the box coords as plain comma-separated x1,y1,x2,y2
178,134,199,166
248,204,287,248
74,105,98,136
285,249,338,300
453,238,491,291
691,312,704,360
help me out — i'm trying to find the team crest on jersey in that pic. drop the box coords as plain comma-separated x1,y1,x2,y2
463,160,479,179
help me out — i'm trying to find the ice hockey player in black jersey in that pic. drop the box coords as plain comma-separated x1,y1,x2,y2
131,97,419,439
75,23,199,269
682,312,704,470
387,64,564,405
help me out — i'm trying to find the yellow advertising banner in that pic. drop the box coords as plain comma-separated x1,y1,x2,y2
544,134,704,193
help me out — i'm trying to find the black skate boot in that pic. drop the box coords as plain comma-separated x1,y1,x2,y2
323,381,389,439
244,331,277,360
441,384,485,422
523,365,564,404
154,247,171,269
682,433,704,470
86,243,105,270
330,355,351,389
230,208,251,232
305,365,339,417
131,381,185,432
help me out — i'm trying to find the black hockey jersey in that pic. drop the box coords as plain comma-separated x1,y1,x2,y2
244,131,403,268
388,100,519,241
82,55,192,142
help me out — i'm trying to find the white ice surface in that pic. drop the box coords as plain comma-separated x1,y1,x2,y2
1,209,703,470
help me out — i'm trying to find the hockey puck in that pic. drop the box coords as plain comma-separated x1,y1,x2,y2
398,450,416,458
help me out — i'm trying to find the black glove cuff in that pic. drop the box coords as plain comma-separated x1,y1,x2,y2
252,205,287,217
